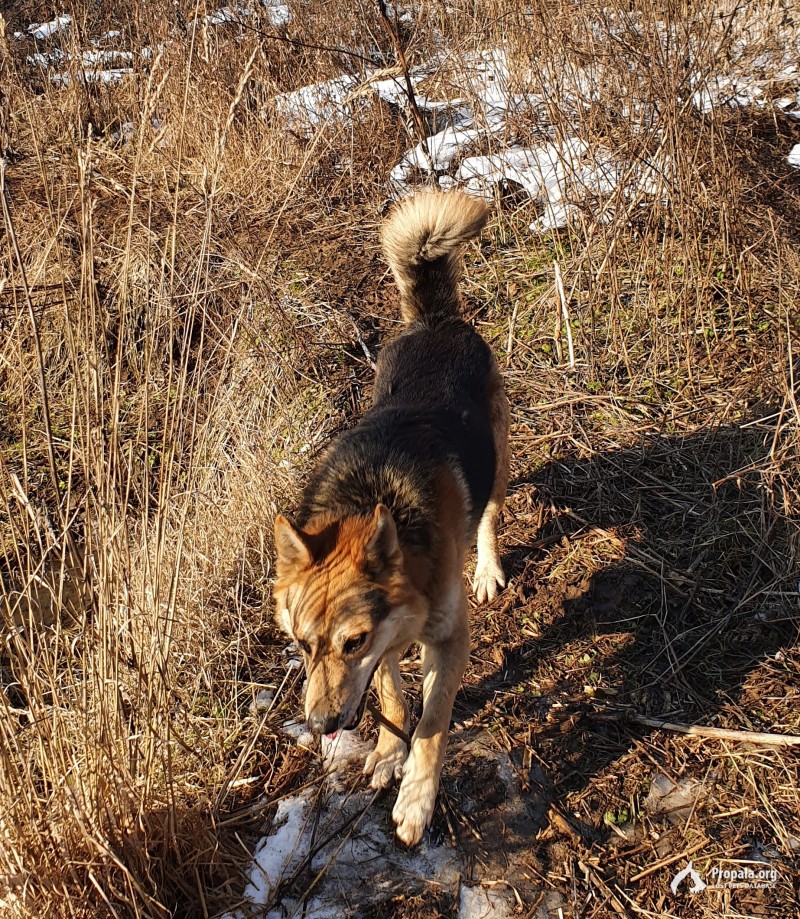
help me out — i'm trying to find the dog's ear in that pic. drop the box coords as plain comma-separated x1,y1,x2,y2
364,504,402,576
274,515,313,571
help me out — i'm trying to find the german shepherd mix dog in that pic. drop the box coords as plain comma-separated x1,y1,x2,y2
273,191,509,845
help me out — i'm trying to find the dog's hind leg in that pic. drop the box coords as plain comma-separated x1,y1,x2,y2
473,363,509,603
364,651,410,789
392,588,469,846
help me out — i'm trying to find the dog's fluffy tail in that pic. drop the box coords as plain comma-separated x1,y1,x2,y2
381,191,489,325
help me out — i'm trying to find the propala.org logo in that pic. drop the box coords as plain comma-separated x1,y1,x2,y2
670,861,707,895
670,860,780,894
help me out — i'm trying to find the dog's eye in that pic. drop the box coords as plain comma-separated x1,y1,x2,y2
296,639,312,656
343,633,367,655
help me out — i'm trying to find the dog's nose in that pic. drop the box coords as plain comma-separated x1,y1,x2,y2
307,712,341,735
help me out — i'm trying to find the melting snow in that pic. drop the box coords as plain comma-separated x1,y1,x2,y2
227,718,471,918
200,4,290,29
274,75,362,131
242,793,313,907
788,143,800,168
270,46,675,231
228,724,550,917
458,886,515,919
25,14,73,41
51,68,134,87
281,718,314,748
265,13,800,231
204,6,250,26
17,3,290,92
644,771,709,825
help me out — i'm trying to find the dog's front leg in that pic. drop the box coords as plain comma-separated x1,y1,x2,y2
392,595,469,846
364,652,410,788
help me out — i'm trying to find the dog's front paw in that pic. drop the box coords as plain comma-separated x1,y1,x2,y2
472,557,506,603
364,732,407,789
392,755,438,846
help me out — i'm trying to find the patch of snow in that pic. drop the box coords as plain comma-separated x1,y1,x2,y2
26,42,138,87
27,14,73,41
644,772,707,825
383,2,414,26
320,728,371,771
788,143,800,168
390,125,485,193
203,6,251,27
453,139,666,232
281,718,314,747
265,2,291,28
531,201,582,234
459,886,515,919
52,69,133,87
535,890,568,918
370,67,439,109
383,48,671,221
691,73,765,114
243,792,313,906
230,726,554,916
776,94,800,118
231,719,469,917
112,122,136,144
251,688,275,714
273,75,362,131
263,15,798,226
27,50,67,68
81,49,135,67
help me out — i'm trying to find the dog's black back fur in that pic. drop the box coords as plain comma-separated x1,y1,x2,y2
296,320,496,550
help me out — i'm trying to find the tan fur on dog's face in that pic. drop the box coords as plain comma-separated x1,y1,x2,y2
273,506,418,734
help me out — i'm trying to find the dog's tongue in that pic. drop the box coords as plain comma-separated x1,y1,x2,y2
326,730,340,740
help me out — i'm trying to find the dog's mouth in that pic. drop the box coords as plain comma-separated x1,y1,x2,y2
325,660,381,739
339,691,368,736
324,692,366,739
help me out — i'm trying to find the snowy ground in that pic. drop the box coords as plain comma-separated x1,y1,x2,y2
224,720,551,919
226,693,717,919
272,31,800,230
14,5,289,87
13,9,800,226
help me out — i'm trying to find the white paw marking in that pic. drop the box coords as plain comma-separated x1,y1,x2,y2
472,557,505,603
391,754,438,846
363,737,407,789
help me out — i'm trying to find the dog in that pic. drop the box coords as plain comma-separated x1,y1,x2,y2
273,190,509,846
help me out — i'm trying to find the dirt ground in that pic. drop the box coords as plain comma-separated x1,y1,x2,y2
231,417,800,918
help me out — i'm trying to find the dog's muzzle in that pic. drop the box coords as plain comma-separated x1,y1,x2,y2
311,659,381,738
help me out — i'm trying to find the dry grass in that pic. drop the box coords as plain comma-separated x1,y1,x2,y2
0,1,798,916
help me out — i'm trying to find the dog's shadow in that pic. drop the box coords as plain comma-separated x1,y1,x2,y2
436,421,796,877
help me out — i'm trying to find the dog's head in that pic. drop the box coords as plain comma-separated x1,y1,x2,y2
273,505,415,736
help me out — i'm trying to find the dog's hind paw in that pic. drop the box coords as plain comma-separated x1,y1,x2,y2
364,735,407,789
472,558,506,604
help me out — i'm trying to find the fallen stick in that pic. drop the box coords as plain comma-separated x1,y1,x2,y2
366,699,411,747
629,837,708,883
593,709,800,747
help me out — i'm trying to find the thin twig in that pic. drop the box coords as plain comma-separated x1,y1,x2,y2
628,837,709,883
374,0,434,174
366,699,411,747
592,709,800,747
554,261,575,367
